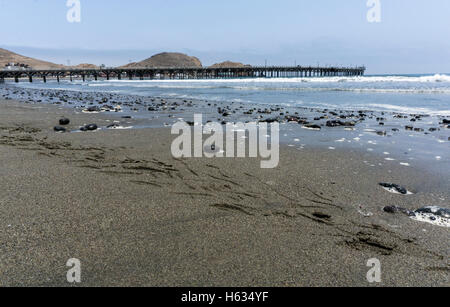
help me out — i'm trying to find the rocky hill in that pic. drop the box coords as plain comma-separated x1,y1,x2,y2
70,63,99,69
0,48,64,69
1,48,253,71
121,52,202,68
209,61,251,68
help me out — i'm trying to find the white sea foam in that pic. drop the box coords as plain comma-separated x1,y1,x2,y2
86,82,450,96
381,186,413,195
100,74,450,84
82,74,450,96
411,206,450,228
412,214,450,227
107,125,133,130
366,104,450,116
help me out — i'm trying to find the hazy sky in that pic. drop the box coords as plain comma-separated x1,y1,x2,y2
1,0,450,74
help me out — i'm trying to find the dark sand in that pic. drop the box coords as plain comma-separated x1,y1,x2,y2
0,99,448,286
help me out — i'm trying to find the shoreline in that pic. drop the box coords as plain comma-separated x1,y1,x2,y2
0,98,448,286
5,78,450,116
2,83,449,178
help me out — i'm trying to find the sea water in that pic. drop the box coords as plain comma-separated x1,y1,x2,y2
12,74,450,116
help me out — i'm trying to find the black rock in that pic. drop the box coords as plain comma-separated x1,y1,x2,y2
86,124,98,131
86,106,101,112
54,126,66,133
383,206,397,214
343,121,357,127
285,116,300,122
59,118,70,125
80,124,98,131
304,124,321,130
442,119,450,124
326,120,341,127
326,120,355,127
107,123,121,129
379,183,408,195
260,118,279,123
415,206,450,218
383,206,415,217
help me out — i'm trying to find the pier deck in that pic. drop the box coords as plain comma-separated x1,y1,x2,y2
0,66,365,83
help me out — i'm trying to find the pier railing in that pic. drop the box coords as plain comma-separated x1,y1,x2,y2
0,65,366,83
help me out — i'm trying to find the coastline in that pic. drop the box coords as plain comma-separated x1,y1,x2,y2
2,83,449,177
0,98,448,286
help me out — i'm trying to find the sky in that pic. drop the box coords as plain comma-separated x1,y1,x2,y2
1,0,450,74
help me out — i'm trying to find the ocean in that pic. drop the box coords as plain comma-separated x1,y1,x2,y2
12,73,450,116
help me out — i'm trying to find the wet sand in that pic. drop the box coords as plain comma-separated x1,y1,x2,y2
0,99,448,287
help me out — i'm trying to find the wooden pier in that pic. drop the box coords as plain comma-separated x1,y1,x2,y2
0,65,365,83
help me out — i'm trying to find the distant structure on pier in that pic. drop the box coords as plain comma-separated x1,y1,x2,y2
4,62,30,70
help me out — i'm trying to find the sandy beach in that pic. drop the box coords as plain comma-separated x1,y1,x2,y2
0,98,448,287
